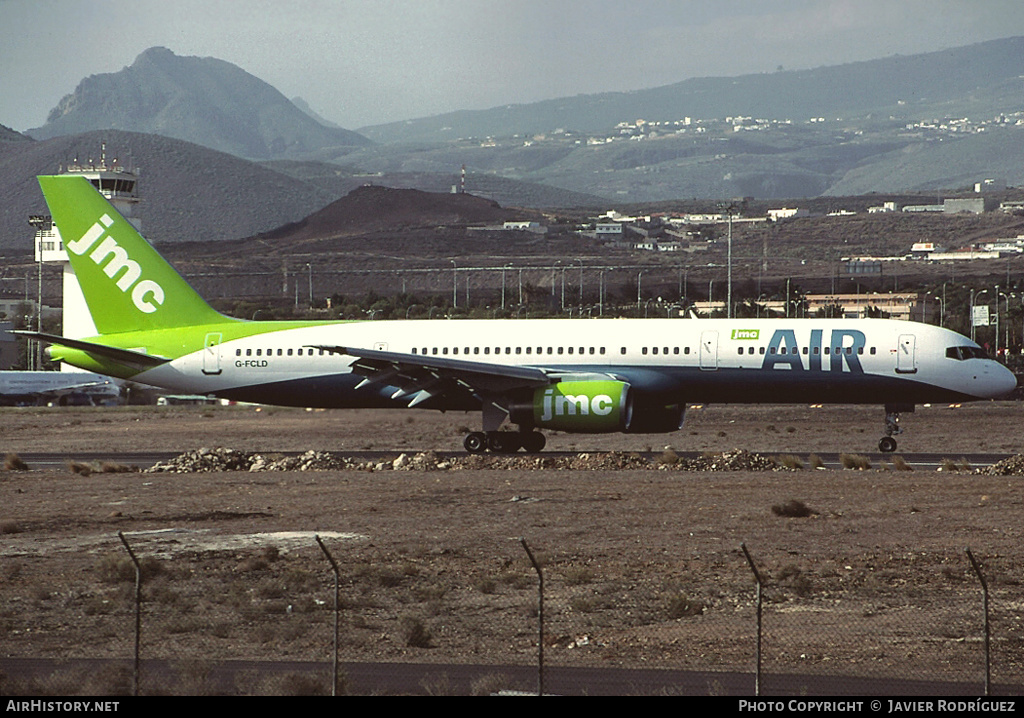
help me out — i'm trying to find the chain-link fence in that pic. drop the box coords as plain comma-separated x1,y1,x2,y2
2,529,1022,696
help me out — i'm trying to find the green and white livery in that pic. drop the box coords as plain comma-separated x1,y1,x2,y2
22,175,1017,454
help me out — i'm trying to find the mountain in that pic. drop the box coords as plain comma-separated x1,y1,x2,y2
0,124,31,143
0,130,603,252
16,38,1024,205
359,37,1024,144
29,47,372,160
0,130,341,250
258,184,530,243
342,36,1024,200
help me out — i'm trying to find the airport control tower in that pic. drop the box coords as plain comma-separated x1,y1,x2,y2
34,143,141,342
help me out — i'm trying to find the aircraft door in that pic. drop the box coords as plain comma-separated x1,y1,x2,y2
202,332,223,375
699,330,719,371
896,334,917,374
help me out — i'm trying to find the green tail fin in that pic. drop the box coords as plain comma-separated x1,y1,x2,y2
38,175,233,335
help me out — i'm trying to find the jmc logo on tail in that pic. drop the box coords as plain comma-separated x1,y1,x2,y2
66,214,166,314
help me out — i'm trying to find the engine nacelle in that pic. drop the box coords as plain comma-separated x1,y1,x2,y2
624,396,686,434
510,380,633,433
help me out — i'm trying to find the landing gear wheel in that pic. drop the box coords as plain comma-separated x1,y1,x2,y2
520,431,546,453
464,432,487,453
487,431,520,454
878,436,897,453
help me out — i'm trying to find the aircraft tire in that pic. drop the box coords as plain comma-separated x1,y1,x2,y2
878,436,897,453
487,431,520,453
464,432,487,453
520,431,546,453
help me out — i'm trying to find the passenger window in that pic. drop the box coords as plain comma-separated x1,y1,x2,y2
642,347,648,355
288,348,293,356
620,347,627,355
673,347,679,355
870,347,877,355
236,349,242,357
684,347,690,355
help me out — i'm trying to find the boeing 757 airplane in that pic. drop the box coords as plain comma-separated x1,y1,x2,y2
18,175,1017,453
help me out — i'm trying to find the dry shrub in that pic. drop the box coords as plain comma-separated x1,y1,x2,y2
401,615,433,648
775,454,804,470
840,453,871,470
771,499,817,518
666,593,706,618
4,453,28,471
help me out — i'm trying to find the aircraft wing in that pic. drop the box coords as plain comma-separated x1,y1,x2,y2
309,344,555,407
33,378,116,396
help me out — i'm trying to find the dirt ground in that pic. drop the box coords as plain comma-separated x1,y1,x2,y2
2,402,1024,695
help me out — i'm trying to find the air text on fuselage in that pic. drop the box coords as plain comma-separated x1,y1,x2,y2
758,329,866,373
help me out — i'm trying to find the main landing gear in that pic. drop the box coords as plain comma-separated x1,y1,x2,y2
463,430,546,454
878,404,913,453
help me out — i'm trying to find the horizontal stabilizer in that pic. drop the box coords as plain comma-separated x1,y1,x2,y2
13,331,171,368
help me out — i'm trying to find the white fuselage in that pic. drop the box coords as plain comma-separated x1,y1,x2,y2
128,317,1017,409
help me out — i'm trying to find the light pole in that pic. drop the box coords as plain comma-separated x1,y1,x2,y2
637,270,644,314
450,260,458,309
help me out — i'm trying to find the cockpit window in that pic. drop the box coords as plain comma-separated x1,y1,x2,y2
946,346,988,361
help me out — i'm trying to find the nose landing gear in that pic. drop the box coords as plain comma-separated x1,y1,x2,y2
879,404,913,453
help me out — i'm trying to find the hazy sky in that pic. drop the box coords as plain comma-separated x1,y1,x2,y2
4,0,1024,132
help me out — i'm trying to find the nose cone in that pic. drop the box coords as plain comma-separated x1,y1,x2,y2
985,362,1019,399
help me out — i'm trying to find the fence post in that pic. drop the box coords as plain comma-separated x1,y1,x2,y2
315,535,341,697
741,543,763,696
117,531,141,697
965,547,991,696
520,537,544,697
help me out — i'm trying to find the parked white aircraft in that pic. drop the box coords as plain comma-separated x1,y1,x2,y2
0,370,119,406
17,175,1018,452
